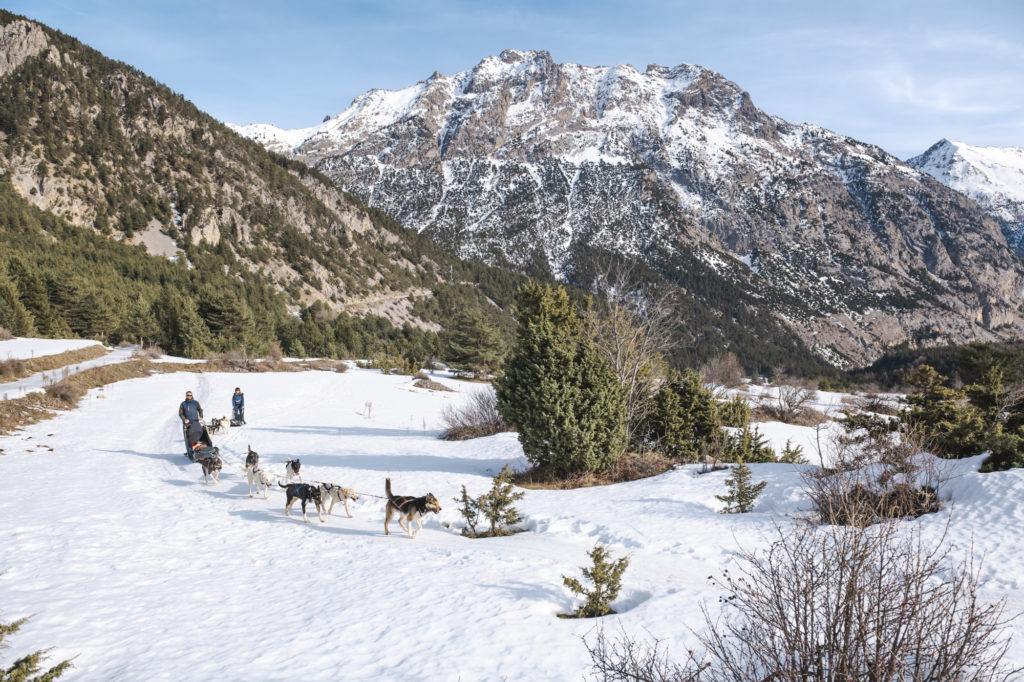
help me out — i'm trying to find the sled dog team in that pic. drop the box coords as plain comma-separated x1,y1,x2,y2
179,390,440,536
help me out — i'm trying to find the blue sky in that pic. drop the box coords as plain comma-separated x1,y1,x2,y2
6,0,1023,158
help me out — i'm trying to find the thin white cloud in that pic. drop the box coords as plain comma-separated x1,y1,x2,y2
868,64,1015,115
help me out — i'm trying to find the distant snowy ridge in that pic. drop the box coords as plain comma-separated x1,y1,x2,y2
232,49,1024,366
909,139,1024,256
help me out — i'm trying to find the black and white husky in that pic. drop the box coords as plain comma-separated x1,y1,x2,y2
199,454,222,485
284,457,302,483
279,482,323,523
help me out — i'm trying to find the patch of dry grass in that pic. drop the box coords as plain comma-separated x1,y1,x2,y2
414,378,453,392
0,327,13,340
513,452,675,490
751,403,829,426
44,380,84,405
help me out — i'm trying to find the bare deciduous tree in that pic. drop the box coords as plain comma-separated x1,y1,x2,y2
584,260,680,445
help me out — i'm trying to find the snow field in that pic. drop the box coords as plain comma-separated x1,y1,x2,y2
0,337,102,361
1,364,1023,679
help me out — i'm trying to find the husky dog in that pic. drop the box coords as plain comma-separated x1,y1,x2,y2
209,417,230,435
199,454,222,485
284,458,302,483
317,483,359,518
244,445,259,471
279,482,323,523
384,477,441,538
243,465,274,499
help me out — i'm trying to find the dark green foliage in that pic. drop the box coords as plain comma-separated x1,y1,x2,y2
716,394,751,428
0,271,35,336
851,340,1024,389
560,544,630,619
0,614,73,681
716,461,767,513
454,464,525,538
647,369,719,460
778,439,807,464
444,308,505,377
496,283,626,476
721,425,776,463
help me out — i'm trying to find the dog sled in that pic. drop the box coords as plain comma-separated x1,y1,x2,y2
184,421,220,463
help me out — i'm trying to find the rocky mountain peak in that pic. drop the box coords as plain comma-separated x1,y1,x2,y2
909,139,1024,257
235,52,1024,367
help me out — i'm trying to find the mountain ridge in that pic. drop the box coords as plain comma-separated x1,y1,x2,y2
233,49,1024,367
908,138,1024,257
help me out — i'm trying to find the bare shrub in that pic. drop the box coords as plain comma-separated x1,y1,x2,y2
588,520,1020,681
0,326,13,340
414,378,453,392
0,357,26,380
44,380,84,405
132,344,165,360
752,384,827,425
440,389,509,440
265,342,283,362
803,422,946,526
700,353,744,388
414,370,430,380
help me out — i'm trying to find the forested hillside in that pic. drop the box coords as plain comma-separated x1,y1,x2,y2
0,12,524,358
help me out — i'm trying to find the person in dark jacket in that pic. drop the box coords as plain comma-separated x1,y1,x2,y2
179,391,204,457
232,387,245,425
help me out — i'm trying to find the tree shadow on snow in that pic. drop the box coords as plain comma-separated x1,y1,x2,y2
254,452,516,475
476,580,565,605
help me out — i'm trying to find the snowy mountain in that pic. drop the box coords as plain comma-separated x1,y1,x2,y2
908,139,1024,257
232,50,1024,367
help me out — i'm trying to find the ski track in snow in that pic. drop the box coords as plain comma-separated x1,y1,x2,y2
1,363,1023,680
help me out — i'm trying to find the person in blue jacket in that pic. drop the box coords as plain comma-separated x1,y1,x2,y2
232,387,245,425
179,390,203,457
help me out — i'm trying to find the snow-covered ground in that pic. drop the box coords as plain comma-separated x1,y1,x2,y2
1,350,1023,680
0,346,140,399
0,337,102,360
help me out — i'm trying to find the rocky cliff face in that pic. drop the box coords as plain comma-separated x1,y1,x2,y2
909,139,1024,258
233,49,1024,366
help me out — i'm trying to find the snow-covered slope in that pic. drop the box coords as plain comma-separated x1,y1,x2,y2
233,50,1024,367
909,139,1024,256
2,353,1023,678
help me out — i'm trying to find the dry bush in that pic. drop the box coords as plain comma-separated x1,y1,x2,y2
414,370,430,380
132,344,165,360
205,350,258,371
414,378,453,392
588,521,1020,681
751,384,827,426
0,357,27,380
803,422,946,526
440,389,509,440
700,353,744,388
265,342,283,362
298,358,347,372
44,380,84,405
0,326,14,340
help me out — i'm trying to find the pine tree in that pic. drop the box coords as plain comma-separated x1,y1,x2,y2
6,258,68,337
479,463,525,535
778,439,807,464
722,425,776,463
560,544,630,618
0,271,35,336
495,283,626,476
648,368,719,460
446,309,504,377
0,614,73,680
716,460,767,513
124,297,159,345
